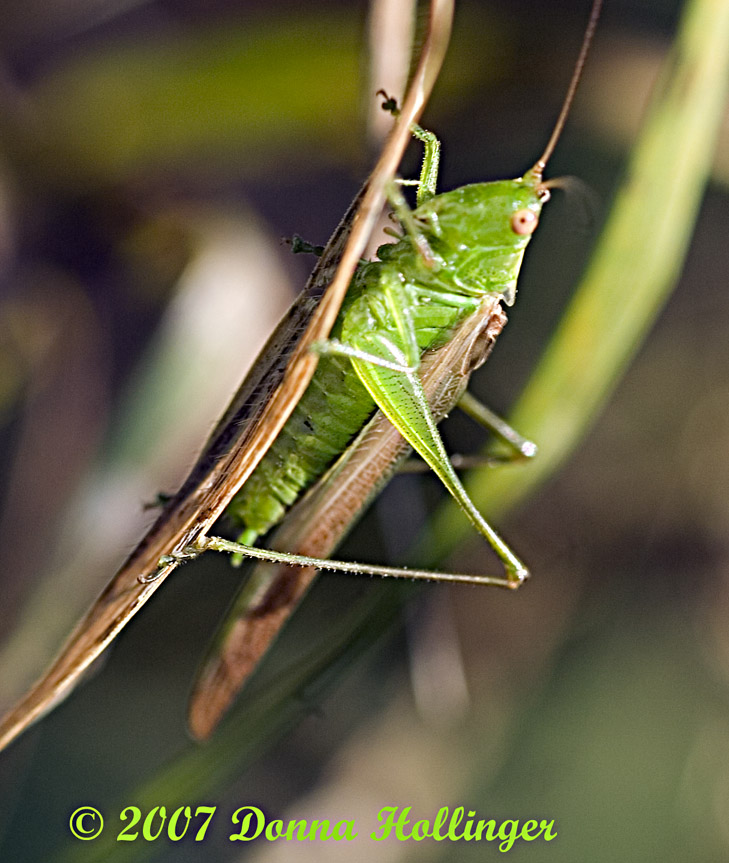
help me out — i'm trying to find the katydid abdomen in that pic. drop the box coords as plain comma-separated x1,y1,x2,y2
226,176,544,548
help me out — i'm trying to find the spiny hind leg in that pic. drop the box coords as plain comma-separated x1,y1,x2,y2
342,283,527,586
192,535,524,588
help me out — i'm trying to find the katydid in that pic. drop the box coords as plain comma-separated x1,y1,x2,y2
187,0,603,737
0,0,601,753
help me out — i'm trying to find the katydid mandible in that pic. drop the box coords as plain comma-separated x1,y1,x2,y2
0,0,601,752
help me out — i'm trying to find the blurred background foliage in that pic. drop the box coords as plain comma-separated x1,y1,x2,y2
0,0,728,861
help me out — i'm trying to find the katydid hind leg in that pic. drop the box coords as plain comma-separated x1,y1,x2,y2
344,279,527,585
349,360,528,585
192,535,520,586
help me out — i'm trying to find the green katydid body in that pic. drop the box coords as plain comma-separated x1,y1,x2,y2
227,170,547,552
185,165,549,739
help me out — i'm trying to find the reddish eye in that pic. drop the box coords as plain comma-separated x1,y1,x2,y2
510,209,539,235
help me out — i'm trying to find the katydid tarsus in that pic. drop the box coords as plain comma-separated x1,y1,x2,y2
0,0,601,752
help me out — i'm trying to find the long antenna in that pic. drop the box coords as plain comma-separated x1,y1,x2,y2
531,0,603,181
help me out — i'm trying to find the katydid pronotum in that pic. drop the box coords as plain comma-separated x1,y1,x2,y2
0,0,601,751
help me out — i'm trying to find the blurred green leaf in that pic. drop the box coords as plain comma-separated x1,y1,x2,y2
21,14,363,185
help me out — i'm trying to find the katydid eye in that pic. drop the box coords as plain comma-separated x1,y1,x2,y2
510,209,539,235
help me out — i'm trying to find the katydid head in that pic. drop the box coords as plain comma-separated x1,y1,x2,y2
387,0,600,306
412,177,547,304
412,0,601,305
